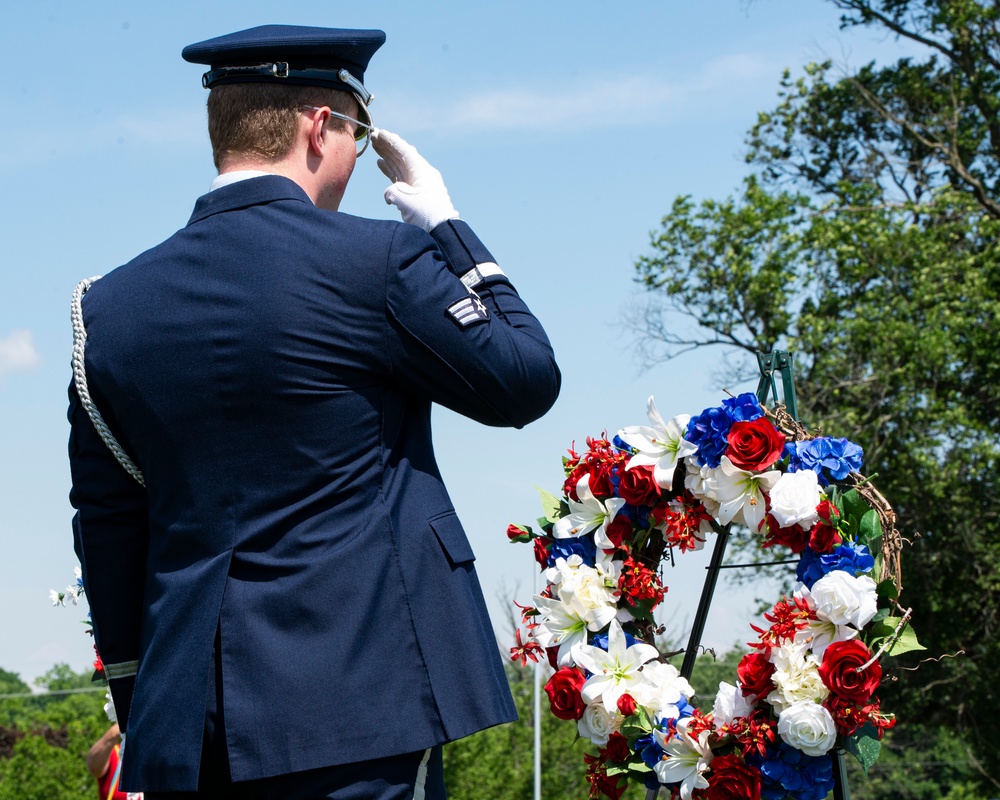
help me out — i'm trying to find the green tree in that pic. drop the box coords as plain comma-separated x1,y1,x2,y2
0,663,108,800
633,0,1000,792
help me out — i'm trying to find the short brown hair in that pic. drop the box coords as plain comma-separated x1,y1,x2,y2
207,83,358,170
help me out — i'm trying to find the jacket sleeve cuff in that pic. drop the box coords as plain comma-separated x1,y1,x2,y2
429,220,508,286
104,660,139,680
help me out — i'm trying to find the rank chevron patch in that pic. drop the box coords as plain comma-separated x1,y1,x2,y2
447,292,490,327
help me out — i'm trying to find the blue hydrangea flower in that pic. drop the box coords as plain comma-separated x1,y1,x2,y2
547,534,597,568
612,434,633,454
796,541,875,588
633,732,665,771
618,502,651,529
590,630,639,652
785,437,864,486
686,405,734,468
748,744,834,800
722,392,764,422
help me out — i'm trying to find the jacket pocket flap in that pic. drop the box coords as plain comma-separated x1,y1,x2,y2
429,512,476,564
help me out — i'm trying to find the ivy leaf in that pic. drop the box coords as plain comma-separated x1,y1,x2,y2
537,487,569,524
886,625,925,657
844,724,882,775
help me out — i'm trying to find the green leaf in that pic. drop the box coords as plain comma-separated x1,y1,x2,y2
869,614,901,641
886,624,926,657
844,724,882,775
875,578,898,599
627,761,653,776
858,509,882,545
606,764,628,777
537,487,569,524
839,489,870,523
622,708,653,743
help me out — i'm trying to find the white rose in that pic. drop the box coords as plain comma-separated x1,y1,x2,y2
809,571,878,629
684,461,722,518
577,701,621,746
712,681,754,728
769,470,822,529
768,641,829,714
777,700,837,756
632,661,695,719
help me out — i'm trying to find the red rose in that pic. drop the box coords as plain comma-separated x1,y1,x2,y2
617,693,637,716
761,514,809,553
809,501,843,553
532,537,551,569
819,640,882,702
737,652,775,699
604,515,633,550
544,667,587,720
726,418,786,471
704,754,761,800
617,464,661,507
601,732,631,764
808,520,842,554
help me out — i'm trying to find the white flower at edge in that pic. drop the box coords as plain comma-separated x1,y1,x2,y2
572,620,660,713
777,700,838,757
653,717,714,800
807,571,879,629
532,593,595,667
769,469,822,529
768,640,829,714
713,681,754,728
684,461,722,518
617,397,698,488
49,589,65,607
712,456,780,532
552,474,626,549
792,612,858,660
578,700,623,746
104,688,118,724
631,661,695,720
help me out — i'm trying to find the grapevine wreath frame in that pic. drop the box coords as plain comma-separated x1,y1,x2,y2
508,391,920,800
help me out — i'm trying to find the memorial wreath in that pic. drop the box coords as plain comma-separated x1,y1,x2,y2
508,393,920,800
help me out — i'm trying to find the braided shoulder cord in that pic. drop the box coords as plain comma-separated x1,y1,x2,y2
71,277,146,488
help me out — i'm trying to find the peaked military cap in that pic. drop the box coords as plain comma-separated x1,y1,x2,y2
182,25,386,108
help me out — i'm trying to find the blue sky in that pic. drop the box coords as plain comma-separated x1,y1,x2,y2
0,1,924,684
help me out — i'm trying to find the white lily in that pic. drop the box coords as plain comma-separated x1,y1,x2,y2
532,592,614,667
552,474,626,549
712,456,780,532
571,620,660,713
617,397,698,488
653,717,714,800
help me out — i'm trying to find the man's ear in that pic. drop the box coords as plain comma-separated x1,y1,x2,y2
306,109,329,157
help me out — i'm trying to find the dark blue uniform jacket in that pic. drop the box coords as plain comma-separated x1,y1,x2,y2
68,175,560,792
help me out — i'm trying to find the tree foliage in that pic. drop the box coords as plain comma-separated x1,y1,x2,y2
634,0,1000,791
0,664,109,800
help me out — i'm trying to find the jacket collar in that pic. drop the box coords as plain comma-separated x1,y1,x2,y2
187,174,313,226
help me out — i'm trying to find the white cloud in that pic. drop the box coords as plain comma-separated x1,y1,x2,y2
0,330,40,376
379,51,782,136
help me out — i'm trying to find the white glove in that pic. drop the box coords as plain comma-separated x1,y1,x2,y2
372,128,460,232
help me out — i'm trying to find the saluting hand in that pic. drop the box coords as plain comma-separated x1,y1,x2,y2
372,129,460,232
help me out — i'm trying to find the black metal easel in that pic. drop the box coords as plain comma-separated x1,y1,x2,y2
645,350,850,800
